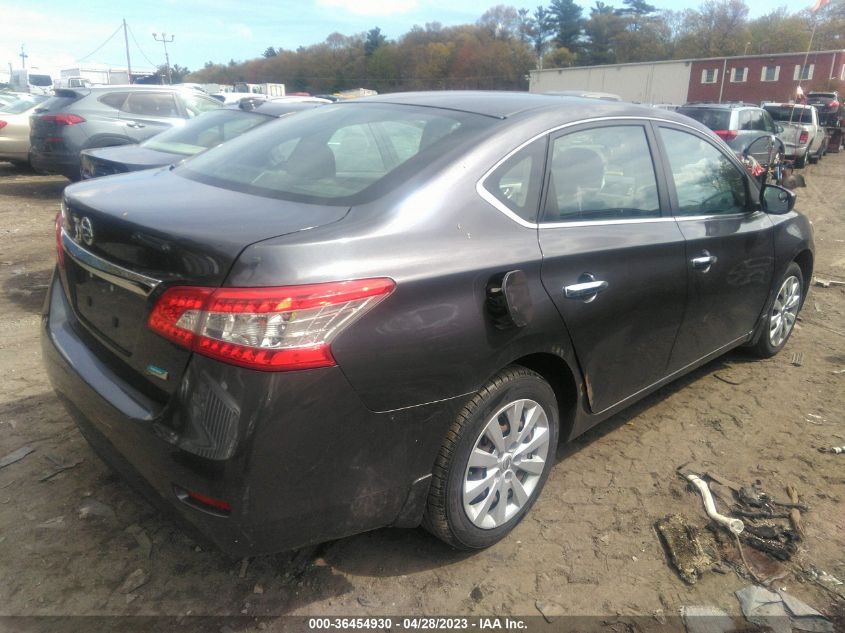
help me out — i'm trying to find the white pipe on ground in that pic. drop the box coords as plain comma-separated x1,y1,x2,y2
686,473,745,535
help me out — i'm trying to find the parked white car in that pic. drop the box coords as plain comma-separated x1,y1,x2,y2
762,102,826,168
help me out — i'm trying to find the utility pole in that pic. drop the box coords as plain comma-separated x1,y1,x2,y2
152,32,174,84
19,44,28,70
123,19,133,84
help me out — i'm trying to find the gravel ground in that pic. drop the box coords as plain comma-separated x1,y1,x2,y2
0,156,843,632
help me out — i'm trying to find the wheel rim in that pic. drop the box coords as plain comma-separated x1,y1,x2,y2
462,398,550,530
769,275,801,347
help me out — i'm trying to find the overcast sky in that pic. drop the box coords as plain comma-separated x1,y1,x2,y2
2,0,789,75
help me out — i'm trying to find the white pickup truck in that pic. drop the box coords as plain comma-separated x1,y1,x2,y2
762,102,826,168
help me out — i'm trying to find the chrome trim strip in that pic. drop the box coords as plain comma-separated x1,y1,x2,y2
61,229,161,298
592,333,751,416
475,115,739,229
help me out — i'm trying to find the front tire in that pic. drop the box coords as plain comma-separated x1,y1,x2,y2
752,262,804,358
423,367,559,550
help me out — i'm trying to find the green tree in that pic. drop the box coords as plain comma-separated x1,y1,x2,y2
549,0,584,52
583,7,627,65
365,27,387,56
263,46,277,58
530,5,556,67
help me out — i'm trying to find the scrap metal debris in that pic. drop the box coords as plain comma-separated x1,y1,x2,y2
656,514,715,585
818,445,845,454
813,277,845,288
119,568,150,594
735,585,833,633
0,446,34,470
791,352,804,367
125,524,152,559
78,498,116,521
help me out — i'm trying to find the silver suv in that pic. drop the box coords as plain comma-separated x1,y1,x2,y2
677,103,785,166
30,85,220,180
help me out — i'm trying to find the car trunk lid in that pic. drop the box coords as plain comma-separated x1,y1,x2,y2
60,168,350,397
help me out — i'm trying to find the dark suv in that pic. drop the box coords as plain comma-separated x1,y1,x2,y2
30,85,221,180
677,103,785,166
43,93,813,555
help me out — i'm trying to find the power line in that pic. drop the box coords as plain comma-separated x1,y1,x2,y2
128,23,158,67
76,23,123,63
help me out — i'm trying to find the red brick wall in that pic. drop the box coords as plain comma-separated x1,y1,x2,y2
686,51,844,105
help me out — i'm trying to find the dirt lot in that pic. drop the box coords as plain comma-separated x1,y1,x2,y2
0,156,843,632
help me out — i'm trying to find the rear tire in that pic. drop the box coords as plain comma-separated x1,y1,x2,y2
751,262,804,358
423,367,559,550
794,151,807,169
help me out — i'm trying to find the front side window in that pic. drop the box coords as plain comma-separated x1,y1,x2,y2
543,125,660,223
482,138,546,222
659,127,747,216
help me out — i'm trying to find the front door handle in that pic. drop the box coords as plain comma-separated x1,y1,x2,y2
691,250,717,272
125,121,146,129
564,274,608,302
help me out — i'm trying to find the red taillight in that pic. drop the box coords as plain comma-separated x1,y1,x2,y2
40,113,85,126
831,100,840,109
714,130,738,141
55,211,65,267
148,279,395,371
0,121,7,130
185,490,231,512
799,131,809,144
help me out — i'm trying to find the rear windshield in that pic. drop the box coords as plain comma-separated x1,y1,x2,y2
143,109,268,156
0,94,47,114
29,75,52,87
179,103,494,205
677,107,732,131
34,95,81,112
763,105,813,123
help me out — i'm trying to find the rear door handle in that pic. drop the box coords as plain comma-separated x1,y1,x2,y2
564,274,608,302
691,250,717,272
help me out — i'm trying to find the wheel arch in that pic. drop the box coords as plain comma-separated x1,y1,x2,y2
510,351,579,443
793,249,814,299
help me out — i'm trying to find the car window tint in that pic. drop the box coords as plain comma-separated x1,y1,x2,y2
677,108,731,131
659,128,747,216
542,125,660,223
143,110,268,156
98,92,129,110
124,92,179,117
483,138,546,222
179,104,493,204
741,110,765,130
183,94,221,117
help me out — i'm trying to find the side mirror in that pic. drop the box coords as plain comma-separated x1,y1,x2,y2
761,184,795,214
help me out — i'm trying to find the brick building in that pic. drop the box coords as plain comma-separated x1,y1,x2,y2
529,49,845,105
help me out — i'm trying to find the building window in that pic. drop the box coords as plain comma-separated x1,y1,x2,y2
793,64,814,80
761,65,780,82
730,67,748,83
701,68,719,84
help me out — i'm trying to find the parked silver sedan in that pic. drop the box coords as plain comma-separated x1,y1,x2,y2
0,94,47,166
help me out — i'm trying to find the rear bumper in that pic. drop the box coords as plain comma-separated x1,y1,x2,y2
30,148,79,179
41,271,457,556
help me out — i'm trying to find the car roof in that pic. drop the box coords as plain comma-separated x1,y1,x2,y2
680,102,759,110
350,90,686,122
252,100,325,116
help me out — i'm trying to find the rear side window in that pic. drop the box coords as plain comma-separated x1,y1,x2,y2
124,92,180,117
482,138,546,223
659,128,747,216
740,110,765,130
543,125,660,223
678,108,731,131
764,106,814,124
99,92,129,109
180,104,493,204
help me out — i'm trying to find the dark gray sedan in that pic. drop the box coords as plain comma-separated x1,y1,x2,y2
43,92,813,555
79,99,326,179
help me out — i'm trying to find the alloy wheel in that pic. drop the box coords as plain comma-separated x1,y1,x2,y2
769,275,801,347
462,399,550,529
